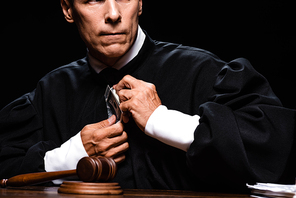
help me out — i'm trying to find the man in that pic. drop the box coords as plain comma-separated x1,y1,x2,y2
0,0,295,192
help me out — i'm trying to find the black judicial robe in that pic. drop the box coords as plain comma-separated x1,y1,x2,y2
0,33,295,192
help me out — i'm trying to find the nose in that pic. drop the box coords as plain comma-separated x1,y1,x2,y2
105,0,121,24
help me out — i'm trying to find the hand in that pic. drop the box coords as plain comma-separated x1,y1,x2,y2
80,115,129,164
114,75,162,132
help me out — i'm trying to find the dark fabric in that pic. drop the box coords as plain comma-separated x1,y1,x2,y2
100,67,124,86
0,33,295,193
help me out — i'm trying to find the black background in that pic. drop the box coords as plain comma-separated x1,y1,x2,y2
1,1,295,109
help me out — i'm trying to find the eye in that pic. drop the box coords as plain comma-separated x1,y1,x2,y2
88,0,104,4
116,0,130,2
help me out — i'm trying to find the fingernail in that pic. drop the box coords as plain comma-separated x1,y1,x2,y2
108,115,116,124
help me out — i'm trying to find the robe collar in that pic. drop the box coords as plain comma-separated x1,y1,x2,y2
88,25,146,74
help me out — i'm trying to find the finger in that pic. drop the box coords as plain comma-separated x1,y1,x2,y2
113,141,130,164
106,121,124,138
107,115,116,125
92,115,116,130
115,75,137,92
81,115,116,141
113,154,126,164
120,99,137,113
108,131,128,148
105,141,129,159
122,111,130,123
117,89,133,102
119,100,133,123
90,121,123,144
92,135,128,158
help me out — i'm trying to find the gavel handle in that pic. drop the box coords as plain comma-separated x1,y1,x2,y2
0,169,76,188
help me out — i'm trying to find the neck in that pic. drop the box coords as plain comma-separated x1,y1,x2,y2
89,50,122,67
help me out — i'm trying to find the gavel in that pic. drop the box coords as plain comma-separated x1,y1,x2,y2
0,157,117,188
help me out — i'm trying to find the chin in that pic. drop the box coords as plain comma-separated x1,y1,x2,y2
102,44,130,58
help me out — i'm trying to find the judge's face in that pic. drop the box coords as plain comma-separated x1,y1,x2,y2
61,0,143,66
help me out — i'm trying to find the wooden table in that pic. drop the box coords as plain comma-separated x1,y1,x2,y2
0,186,251,197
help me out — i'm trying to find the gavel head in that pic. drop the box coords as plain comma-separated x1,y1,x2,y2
76,157,117,182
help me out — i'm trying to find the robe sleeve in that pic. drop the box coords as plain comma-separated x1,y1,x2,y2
0,90,57,178
186,58,296,190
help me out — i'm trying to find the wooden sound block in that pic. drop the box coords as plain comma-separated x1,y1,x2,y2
58,181,123,195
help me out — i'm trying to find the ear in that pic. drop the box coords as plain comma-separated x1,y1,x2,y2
61,0,75,23
138,0,143,16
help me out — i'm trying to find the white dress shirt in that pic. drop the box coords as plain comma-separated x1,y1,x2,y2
44,26,200,183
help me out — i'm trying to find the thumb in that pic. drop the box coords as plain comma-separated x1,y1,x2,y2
95,115,116,129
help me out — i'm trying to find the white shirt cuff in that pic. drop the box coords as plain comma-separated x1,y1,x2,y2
44,132,88,184
144,105,199,152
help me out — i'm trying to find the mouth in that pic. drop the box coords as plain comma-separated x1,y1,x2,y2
100,32,125,36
